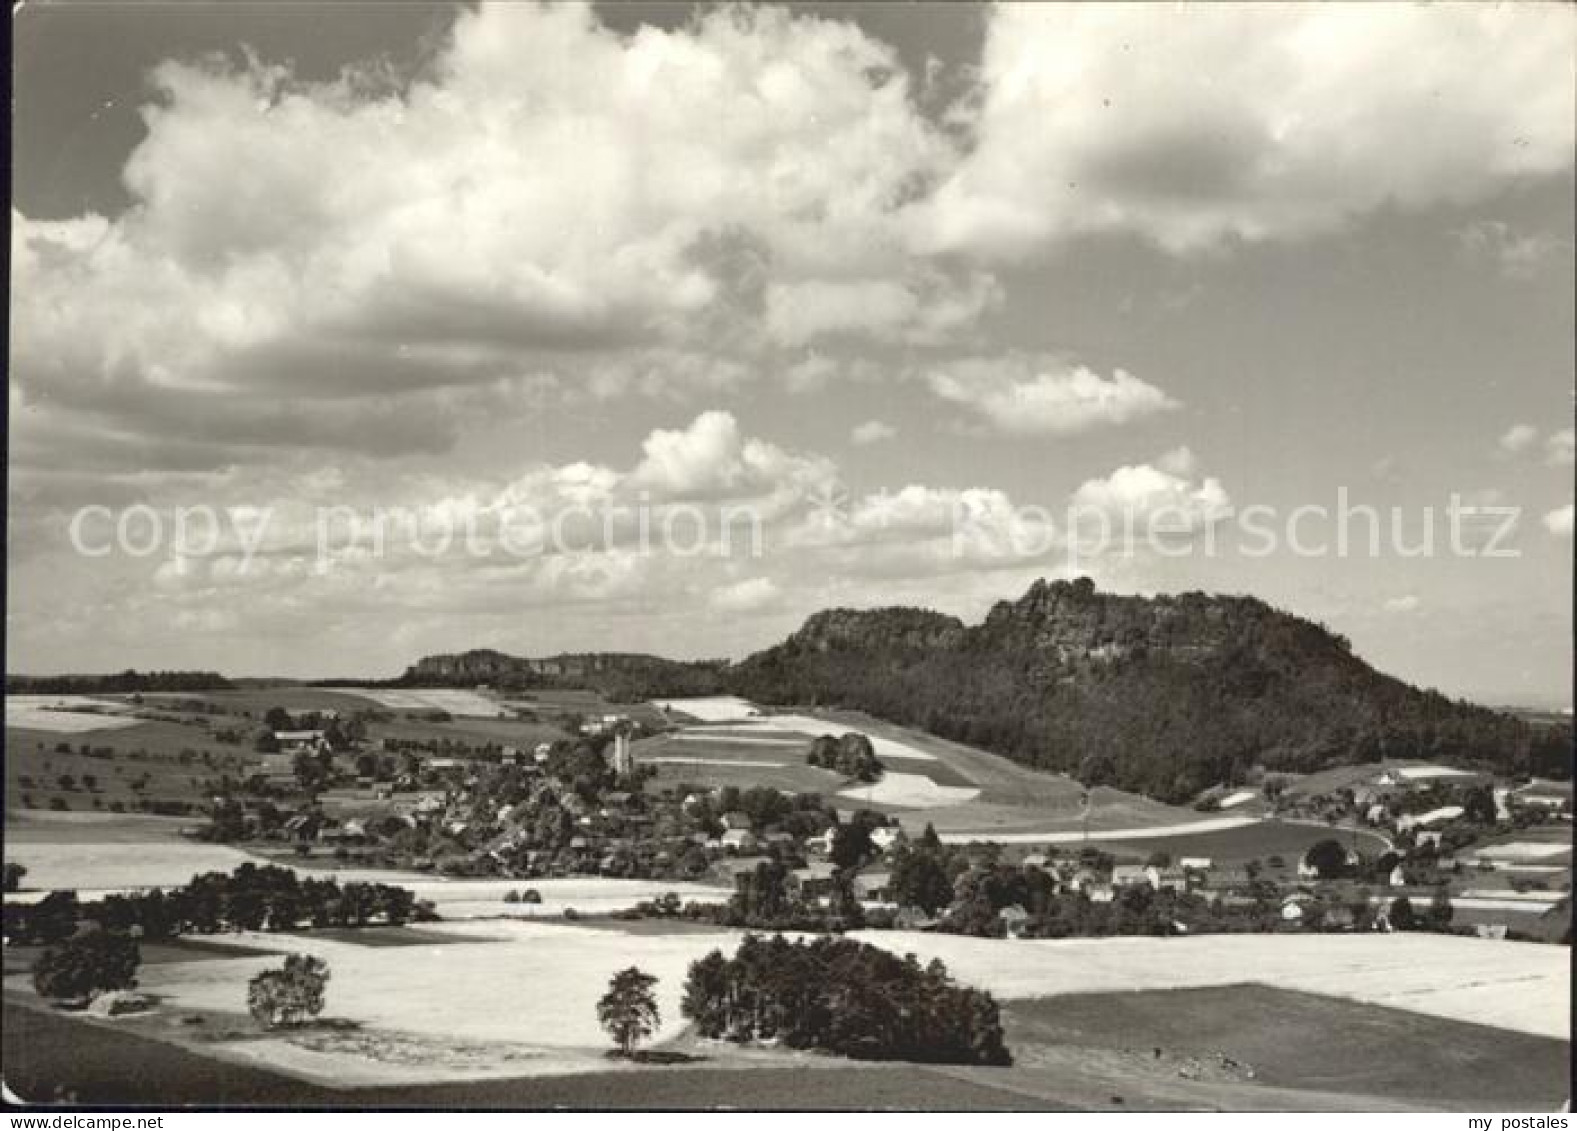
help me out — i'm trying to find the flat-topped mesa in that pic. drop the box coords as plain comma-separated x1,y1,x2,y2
401,650,728,698
784,607,966,654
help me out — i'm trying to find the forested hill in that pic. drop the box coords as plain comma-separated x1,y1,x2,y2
725,577,1571,802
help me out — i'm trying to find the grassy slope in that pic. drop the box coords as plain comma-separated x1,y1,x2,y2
1002,985,1570,1110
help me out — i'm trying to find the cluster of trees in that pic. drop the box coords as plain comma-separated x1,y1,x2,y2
805,732,883,782
681,934,1011,1065
1387,890,1456,933
3,864,425,944
32,928,142,1005
729,579,1572,802
687,785,843,840
714,860,863,932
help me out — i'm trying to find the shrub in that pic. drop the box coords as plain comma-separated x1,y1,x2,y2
32,931,141,1004
248,954,330,1029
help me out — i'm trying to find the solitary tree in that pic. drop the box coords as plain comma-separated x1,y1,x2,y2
3,863,26,893
597,966,660,1057
1303,838,1349,880
248,953,330,1029
891,847,953,915
32,930,140,1004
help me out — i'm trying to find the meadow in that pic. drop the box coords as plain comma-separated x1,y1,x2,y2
845,929,1569,1040
5,920,1566,1109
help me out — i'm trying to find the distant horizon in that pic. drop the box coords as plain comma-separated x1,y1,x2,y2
10,2,1573,706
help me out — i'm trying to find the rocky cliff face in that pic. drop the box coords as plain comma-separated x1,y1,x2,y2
780,607,966,655
403,649,726,698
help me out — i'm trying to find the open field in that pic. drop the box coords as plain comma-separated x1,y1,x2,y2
1002,985,1569,1110
128,920,720,1052
5,809,201,846
320,687,506,717
1281,761,1492,800
1091,818,1392,863
839,772,981,809
651,695,758,722
847,930,1569,1039
5,721,261,813
4,695,144,732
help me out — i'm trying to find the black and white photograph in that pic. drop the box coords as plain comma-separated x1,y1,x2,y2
3,0,1573,1115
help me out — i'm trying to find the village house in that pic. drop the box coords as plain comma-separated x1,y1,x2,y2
717,857,771,891
1112,864,1159,889
869,827,904,853
998,904,1030,939
853,869,893,903
720,828,758,853
805,829,835,857
789,862,839,903
274,729,328,756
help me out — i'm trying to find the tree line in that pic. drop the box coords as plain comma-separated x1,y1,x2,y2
4,863,426,944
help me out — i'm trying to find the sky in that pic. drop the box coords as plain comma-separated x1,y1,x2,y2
8,1,1574,706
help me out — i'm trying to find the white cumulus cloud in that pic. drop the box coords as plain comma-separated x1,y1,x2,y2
917,3,1574,256
1543,504,1574,537
850,420,898,445
927,358,1178,436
